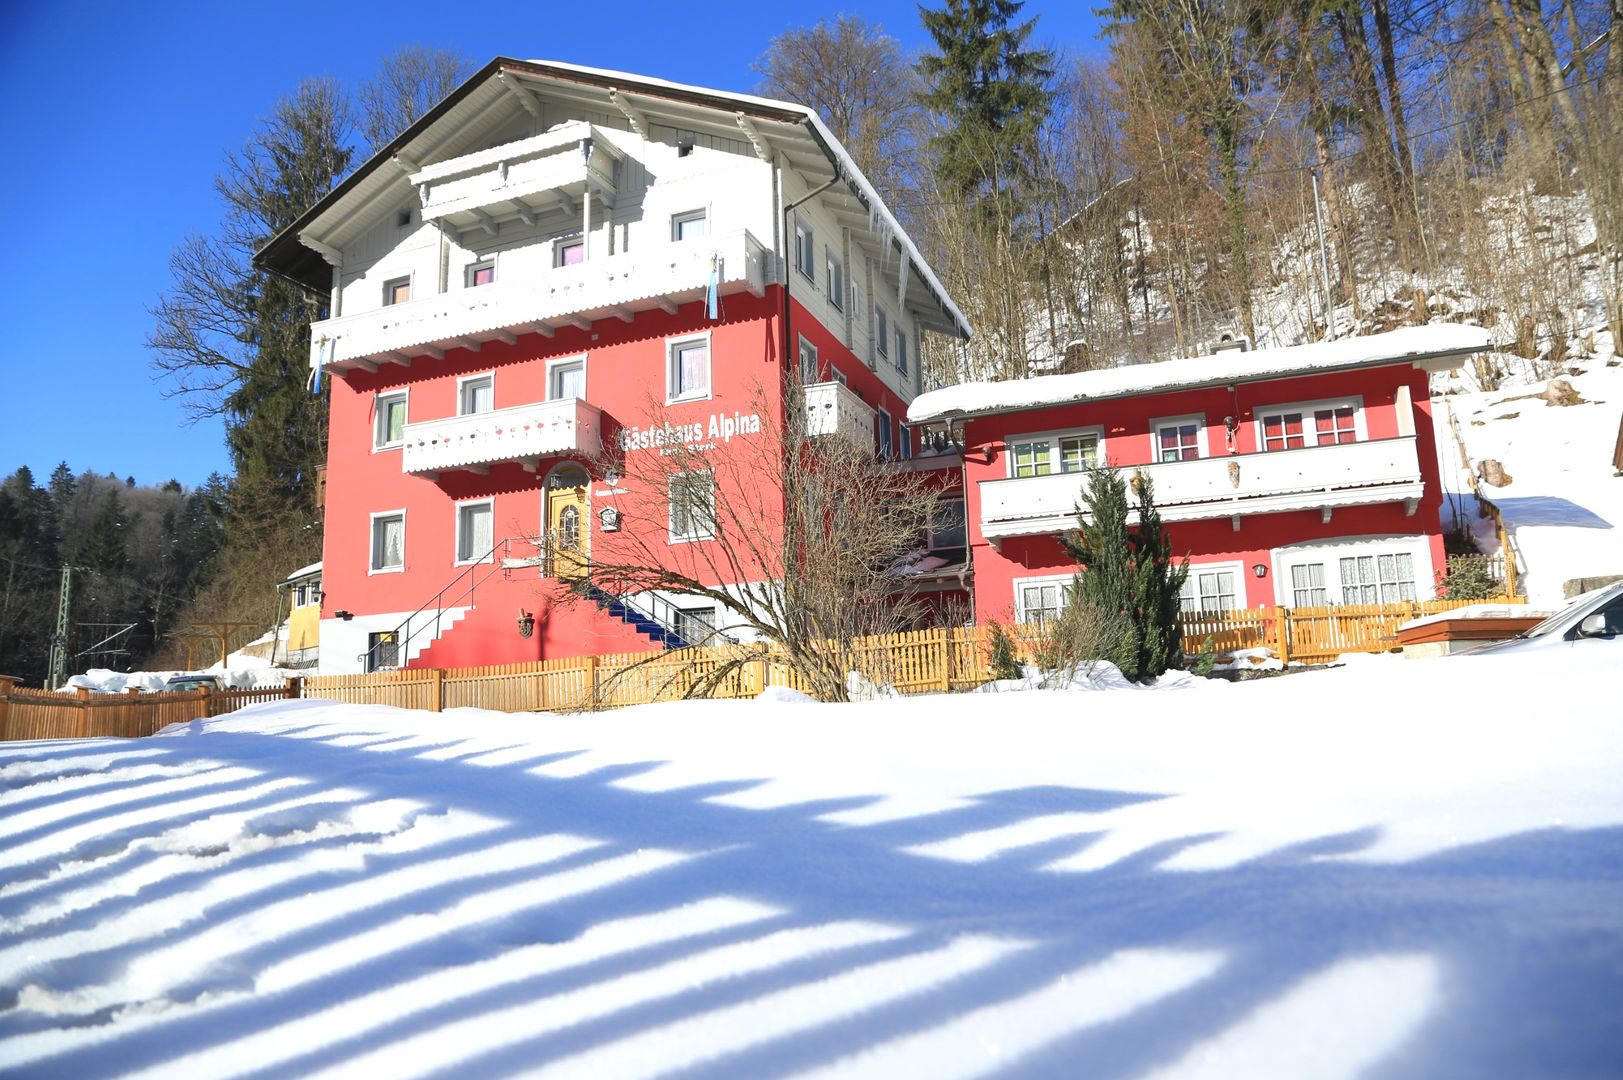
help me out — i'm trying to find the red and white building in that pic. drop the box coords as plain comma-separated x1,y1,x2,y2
906,324,1491,625
257,59,970,673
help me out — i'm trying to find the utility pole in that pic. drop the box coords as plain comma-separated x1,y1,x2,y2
47,567,72,689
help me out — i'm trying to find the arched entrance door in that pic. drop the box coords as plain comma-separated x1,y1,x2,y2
545,464,590,579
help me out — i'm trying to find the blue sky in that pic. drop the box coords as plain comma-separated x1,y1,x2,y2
0,1,1103,489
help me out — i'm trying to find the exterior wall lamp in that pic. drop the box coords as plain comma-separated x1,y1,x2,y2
333,610,354,621
1252,564,1268,579
517,609,536,638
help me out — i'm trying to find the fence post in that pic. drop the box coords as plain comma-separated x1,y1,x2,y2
934,628,951,693
1273,606,1291,665
195,686,211,721
431,668,444,713
285,675,303,700
585,655,598,710
0,675,14,740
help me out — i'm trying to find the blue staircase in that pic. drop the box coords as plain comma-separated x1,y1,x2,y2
579,584,695,650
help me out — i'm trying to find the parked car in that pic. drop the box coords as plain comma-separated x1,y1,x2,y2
1460,579,1623,655
163,674,223,693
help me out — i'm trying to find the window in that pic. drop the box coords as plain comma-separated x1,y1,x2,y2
548,357,586,400
1179,565,1241,613
1008,429,1102,477
374,392,407,449
875,308,890,358
798,337,819,384
794,215,815,280
459,374,494,416
673,602,718,645
930,497,967,550
370,512,404,573
667,335,710,402
897,421,912,459
1290,563,1327,606
367,631,400,673
554,235,584,267
1154,417,1203,462
877,408,893,458
669,471,716,541
672,209,707,241
1259,400,1360,451
1015,577,1072,624
455,501,493,564
465,260,495,288
826,248,844,310
851,280,864,325
396,209,412,228
384,277,411,306
1339,552,1416,604
895,328,908,375
832,367,848,387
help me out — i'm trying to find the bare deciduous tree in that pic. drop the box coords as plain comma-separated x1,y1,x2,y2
357,46,474,155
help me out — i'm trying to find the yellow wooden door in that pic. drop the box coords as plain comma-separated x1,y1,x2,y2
546,465,590,579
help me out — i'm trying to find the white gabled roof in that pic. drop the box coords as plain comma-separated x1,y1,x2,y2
283,561,322,584
908,324,1494,424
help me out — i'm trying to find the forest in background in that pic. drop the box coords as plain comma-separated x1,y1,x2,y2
7,0,1619,683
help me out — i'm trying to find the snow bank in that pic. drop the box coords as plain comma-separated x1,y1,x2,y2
2,647,1617,1077
63,663,297,694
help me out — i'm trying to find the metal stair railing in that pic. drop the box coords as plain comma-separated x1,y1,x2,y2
358,537,533,671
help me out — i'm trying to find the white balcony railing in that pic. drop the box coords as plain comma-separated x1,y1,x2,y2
979,436,1425,538
413,121,621,229
802,380,876,451
311,229,770,370
401,397,604,477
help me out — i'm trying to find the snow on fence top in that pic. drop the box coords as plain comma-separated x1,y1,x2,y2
908,324,1493,425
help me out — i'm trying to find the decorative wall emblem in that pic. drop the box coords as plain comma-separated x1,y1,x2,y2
1228,460,1242,489
599,507,622,532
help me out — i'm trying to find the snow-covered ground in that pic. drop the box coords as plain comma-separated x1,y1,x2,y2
2,646,1619,1078
1441,358,1623,605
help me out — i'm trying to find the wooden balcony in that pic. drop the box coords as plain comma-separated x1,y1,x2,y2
401,397,603,477
979,436,1426,539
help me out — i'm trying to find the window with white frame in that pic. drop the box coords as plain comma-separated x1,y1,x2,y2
798,337,819,383
459,374,494,415
1290,563,1328,606
1338,552,1417,603
1015,576,1073,624
1258,399,1360,451
548,357,585,400
1154,416,1203,462
1179,564,1242,613
794,215,815,280
1007,429,1103,478
875,307,890,358
895,327,908,375
465,260,495,288
383,276,411,306
667,335,711,402
554,235,585,267
877,407,894,458
1280,538,1429,607
897,420,912,459
370,512,405,572
832,367,848,386
826,248,844,310
374,391,407,449
455,500,493,564
668,471,717,541
851,280,864,328
671,209,707,241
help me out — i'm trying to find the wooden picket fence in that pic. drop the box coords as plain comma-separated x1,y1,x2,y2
299,595,1522,714
0,678,303,742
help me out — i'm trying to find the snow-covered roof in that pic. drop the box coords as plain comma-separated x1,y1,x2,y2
282,561,322,584
908,324,1493,425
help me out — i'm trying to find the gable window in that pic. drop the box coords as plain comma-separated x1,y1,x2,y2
465,260,495,288
1008,429,1102,477
1015,576,1072,624
826,248,844,310
455,500,494,564
875,308,890,358
672,209,707,241
548,356,586,400
1179,563,1241,613
459,374,494,416
667,334,711,403
895,328,909,375
1154,416,1203,462
374,391,407,450
794,215,815,281
877,408,894,458
370,511,405,573
798,337,819,384
554,235,585,267
1259,400,1361,451
851,280,864,326
669,471,717,542
897,420,912,459
383,277,411,306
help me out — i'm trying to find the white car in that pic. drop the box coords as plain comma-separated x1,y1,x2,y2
1462,579,1623,655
